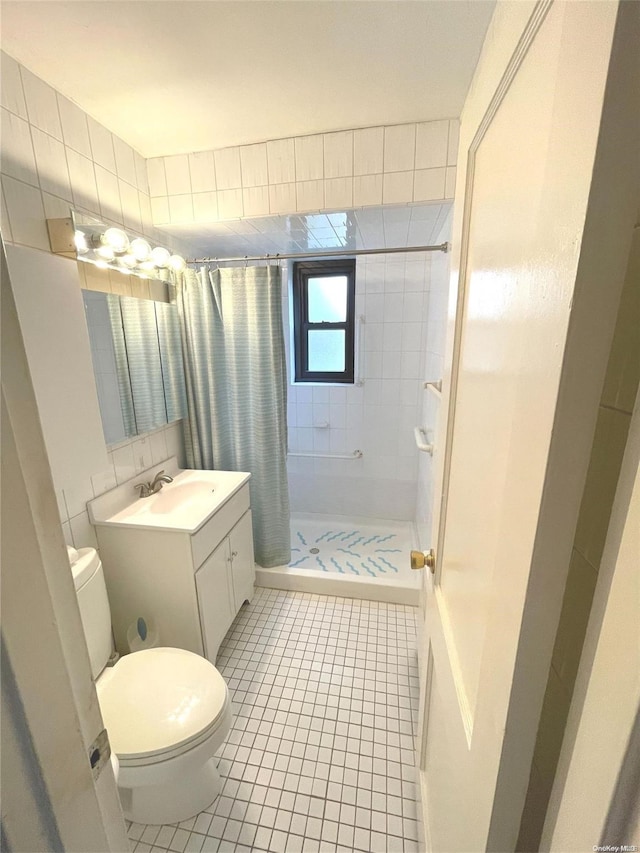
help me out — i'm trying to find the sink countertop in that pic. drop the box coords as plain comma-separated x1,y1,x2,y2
89,464,251,534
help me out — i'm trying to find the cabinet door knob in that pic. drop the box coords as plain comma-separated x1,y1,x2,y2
231,550,238,558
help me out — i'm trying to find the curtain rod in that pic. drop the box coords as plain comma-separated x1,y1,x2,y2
187,242,449,265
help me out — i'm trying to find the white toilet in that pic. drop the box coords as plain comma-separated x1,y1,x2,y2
70,546,232,825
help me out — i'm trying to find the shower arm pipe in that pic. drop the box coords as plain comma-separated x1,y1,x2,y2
288,450,363,460
187,243,449,265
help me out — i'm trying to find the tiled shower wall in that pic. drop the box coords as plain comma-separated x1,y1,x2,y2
0,49,188,551
146,119,459,226
284,252,431,521
415,210,453,548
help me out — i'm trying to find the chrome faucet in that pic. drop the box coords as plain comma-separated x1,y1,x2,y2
134,470,174,498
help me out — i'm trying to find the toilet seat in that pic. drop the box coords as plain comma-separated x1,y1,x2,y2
97,647,228,764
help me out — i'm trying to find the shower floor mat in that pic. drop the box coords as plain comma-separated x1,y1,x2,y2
256,513,421,605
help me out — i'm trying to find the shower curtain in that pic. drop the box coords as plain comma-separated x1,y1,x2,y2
177,266,290,568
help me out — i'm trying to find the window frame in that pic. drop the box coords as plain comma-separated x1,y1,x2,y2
292,258,356,384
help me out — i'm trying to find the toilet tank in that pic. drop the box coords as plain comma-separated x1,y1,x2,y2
70,548,113,679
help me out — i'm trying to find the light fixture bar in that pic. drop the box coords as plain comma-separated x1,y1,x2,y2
187,242,449,265
46,216,186,279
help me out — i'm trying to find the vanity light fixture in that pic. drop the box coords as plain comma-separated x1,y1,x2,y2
101,227,130,254
47,213,186,281
130,237,152,262
151,246,171,268
169,254,186,272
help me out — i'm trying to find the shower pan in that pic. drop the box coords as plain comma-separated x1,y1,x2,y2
255,512,420,605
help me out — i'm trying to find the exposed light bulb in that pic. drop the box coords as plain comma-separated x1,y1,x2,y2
74,230,89,254
119,253,138,269
168,254,186,271
130,238,151,262
96,244,115,261
151,246,171,268
102,227,129,254
139,260,156,272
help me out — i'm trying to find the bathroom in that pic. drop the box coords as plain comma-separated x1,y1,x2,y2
2,2,639,853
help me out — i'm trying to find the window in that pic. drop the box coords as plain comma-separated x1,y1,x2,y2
292,259,356,383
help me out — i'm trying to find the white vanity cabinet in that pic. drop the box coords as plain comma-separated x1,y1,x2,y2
91,469,255,664
195,509,255,661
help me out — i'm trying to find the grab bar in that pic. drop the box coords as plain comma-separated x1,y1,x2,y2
414,426,434,456
288,449,363,460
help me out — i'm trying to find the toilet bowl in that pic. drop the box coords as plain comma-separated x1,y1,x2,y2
70,547,232,825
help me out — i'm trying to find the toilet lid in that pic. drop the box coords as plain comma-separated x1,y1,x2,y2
97,648,228,758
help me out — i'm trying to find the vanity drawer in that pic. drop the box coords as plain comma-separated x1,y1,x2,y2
191,483,250,568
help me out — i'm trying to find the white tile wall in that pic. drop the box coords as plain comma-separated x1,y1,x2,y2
294,134,324,182
383,125,416,173
415,209,453,548
147,119,458,227
284,254,430,520
67,148,98,211
240,143,269,188
267,137,296,185
20,65,62,140
0,52,28,119
214,146,242,191
87,115,117,173
324,130,353,179
1,50,188,260
53,422,186,551
189,150,216,193
0,50,193,552
31,127,72,199
415,120,449,170
57,95,92,158
164,154,191,196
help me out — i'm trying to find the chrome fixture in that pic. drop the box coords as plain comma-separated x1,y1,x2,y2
134,470,174,498
188,243,449,266
47,213,186,280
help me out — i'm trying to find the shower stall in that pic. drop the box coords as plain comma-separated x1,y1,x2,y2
186,204,452,604
256,225,449,604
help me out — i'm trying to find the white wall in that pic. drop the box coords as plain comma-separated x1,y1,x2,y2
284,250,431,520
0,49,187,551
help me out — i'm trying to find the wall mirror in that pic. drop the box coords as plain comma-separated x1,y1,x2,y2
82,291,187,445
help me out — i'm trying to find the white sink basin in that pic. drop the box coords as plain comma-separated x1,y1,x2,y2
90,466,251,532
133,479,216,516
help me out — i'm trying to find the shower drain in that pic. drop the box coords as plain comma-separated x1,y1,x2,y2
309,547,320,554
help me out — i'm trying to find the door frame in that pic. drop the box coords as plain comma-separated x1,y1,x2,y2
543,381,640,849
416,0,640,848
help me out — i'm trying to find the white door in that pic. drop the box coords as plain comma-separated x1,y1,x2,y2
229,509,256,609
416,3,636,851
195,539,235,662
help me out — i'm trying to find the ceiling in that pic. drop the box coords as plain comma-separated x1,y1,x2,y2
163,202,452,259
1,1,494,158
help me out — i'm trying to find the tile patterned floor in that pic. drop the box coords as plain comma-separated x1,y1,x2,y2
126,587,420,853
